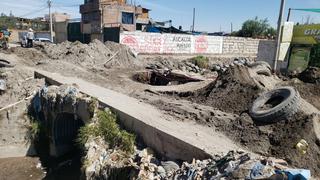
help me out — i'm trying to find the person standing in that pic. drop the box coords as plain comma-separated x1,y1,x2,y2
26,28,34,48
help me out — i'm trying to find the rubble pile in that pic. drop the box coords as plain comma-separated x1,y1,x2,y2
85,141,311,180
211,57,252,73
84,137,136,180
146,59,206,74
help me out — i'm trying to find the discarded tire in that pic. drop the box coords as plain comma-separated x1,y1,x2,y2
249,86,300,123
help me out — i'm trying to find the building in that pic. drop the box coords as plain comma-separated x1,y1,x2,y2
45,12,71,23
80,0,150,41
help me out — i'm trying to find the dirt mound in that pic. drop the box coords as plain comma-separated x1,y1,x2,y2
222,112,320,176
299,67,320,84
0,67,44,108
9,47,47,64
104,41,142,68
40,40,141,68
286,80,320,110
189,65,261,114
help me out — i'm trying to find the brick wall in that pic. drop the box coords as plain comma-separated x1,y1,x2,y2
120,32,275,56
222,37,260,54
102,4,136,31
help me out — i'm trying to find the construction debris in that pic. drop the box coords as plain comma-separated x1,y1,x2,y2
0,79,6,92
0,39,319,179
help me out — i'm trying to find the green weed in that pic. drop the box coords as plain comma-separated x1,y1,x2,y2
192,55,209,69
77,110,135,154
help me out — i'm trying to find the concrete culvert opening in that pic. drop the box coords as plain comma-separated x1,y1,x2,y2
53,113,84,156
133,71,203,86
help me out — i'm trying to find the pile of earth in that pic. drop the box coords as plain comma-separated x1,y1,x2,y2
0,67,44,108
220,112,320,176
185,65,262,114
299,67,320,84
9,40,141,69
290,81,320,110
9,47,48,65
40,40,141,68
167,64,320,176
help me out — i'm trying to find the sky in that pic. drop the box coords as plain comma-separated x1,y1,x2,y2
1,0,320,32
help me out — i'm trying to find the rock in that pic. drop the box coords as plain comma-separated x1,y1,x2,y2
157,166,166,178
161,161,179,174
0,79,6,92
213,65,221,71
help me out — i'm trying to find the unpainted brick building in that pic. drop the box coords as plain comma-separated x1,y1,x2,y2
80,0,150,41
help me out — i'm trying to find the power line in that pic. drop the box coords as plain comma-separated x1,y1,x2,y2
17,6,48,18
54,4,81,8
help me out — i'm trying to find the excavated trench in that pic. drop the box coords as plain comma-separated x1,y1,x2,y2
133,71,203,86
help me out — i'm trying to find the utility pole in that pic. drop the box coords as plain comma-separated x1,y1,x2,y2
231,23,233,33
273,0,286,72
287,8,292,21
192,8,195,33
48,0,53,43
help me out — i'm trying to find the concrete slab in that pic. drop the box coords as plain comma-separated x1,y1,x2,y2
34,70,241,161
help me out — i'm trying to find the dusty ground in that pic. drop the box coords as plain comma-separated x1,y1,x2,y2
0,41,319,178
0,157,45,180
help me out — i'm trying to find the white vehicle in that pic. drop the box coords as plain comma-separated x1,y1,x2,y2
34,38,53,43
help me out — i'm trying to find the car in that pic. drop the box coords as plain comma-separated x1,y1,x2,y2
20,37,53,47
34,38,53,43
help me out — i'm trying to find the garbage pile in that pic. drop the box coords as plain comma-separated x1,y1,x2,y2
135,149,311,179
83,132,312,180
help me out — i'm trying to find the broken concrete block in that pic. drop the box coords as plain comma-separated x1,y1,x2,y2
0,79,6,91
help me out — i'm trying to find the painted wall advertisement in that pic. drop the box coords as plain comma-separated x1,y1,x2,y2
120,32,223,54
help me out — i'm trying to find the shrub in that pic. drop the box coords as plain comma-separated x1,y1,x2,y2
26,120,42,142
192,56,209,69
77,110,136,154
